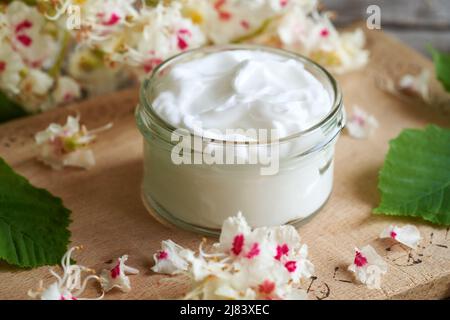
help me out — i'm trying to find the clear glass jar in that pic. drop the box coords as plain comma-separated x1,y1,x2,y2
136,45,344,236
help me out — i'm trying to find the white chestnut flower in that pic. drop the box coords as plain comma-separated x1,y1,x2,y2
348,245,388,290
398,69,431,103
67,47,129,96
5,1,59,69
100,255,139,293
105,2,206,78
189,0,294,45
0,41,25,95
274,5,368,74
152,212,313,300
80,0,138,40
345,106,379,139
35,115,112,170
277,5,333,53
17,69,55,113
21,69,54,97
47,0,138,42
380,225,421,250
151,240,190,275
28,246,102,300
52,76,82,105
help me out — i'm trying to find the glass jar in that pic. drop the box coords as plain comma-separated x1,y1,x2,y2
136,45,345,236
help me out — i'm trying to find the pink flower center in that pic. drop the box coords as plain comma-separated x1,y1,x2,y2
110,261,121,279
274,244,289,260
157,250,168,260
320,28,330,37
177,29,191,51
103,13,120,26
16,34,32,47
353,115,365,126
143,58,163,73
63,93,74,102
258,280,276,294
240,20,250,29
15,20,32,33
390,231,397,239
354,251,368,267
246,243,260,259
0,61,6,73
232,234,244,255
284,260,297,273
214,0,232,21
280,0,289,7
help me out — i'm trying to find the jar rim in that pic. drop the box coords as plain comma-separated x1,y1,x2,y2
139,44,343,146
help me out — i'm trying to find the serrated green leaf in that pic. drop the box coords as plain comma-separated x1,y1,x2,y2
0,157,71,268
430,47,450,93
374,125,450,225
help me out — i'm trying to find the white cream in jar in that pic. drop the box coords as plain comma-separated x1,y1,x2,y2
137,46,344,234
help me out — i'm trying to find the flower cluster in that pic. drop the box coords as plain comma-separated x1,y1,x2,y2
1,0,368,116
0,1,81,113
152,212,314,300
151,214,425,296
27,220,423,299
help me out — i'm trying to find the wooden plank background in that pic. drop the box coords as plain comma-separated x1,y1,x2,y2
0,26,449,300
323,0,450,55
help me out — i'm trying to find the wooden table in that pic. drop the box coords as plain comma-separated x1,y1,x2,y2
0,26,449,300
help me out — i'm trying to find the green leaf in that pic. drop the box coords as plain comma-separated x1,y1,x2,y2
0,91,27,123
0,157,71,268
374,125,450,225
430,47,450,93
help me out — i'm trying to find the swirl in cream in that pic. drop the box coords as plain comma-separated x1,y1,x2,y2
151,50,332,141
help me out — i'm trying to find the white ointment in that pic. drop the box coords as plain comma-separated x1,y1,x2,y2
152,50,332,141
137,46,344,234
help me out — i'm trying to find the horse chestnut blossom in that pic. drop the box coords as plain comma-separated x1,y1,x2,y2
0,1,81,113
152,212,314,300
4,1,59,69
28,246,103,300
34,115,112,170
67,47,126,96
0,43,25,95
100,255,139,293
66,0,138,43
182,0,301,44
398,69,431,103
271,5,368,74
348,245,388,290
52,76,82,106
151,240,189,275
103,2,207,78
379,225,421,250
345,106,379,139
1,0,369,116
